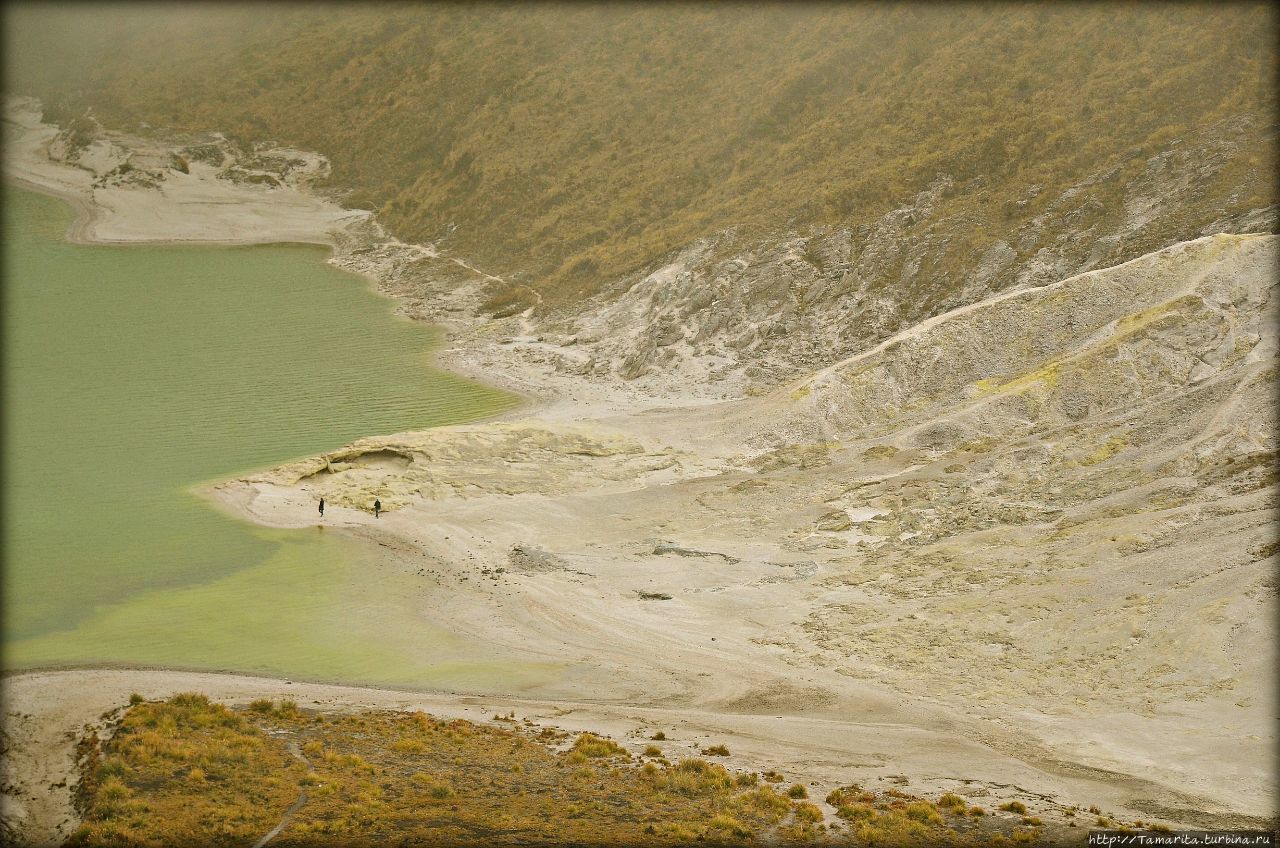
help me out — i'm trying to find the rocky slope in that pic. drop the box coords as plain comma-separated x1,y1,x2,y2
516,117,1277,396
738,234,1278,820
217,231,1277,826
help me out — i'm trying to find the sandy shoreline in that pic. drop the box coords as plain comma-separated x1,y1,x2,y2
4,97,1275,845
3,96,367,248
4,667,1236,848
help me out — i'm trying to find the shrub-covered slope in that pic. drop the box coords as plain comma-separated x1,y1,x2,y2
7,3,1275,307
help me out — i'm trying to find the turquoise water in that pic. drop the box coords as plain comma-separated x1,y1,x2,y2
2,186,547,688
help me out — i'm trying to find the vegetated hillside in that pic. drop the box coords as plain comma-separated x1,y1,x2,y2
7,3,1275,313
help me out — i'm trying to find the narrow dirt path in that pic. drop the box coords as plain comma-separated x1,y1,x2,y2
249,738,311,848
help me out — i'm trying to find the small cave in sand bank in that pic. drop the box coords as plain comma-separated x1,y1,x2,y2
302,447,415,478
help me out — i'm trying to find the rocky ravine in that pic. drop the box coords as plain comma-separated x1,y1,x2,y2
217,233,1277,828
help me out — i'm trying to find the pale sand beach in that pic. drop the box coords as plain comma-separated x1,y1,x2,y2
3,96,367,246
3,97,1275,845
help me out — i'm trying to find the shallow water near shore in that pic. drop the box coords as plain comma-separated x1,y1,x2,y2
3,186,541,688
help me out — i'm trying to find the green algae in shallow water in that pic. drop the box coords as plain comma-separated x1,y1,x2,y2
2,187,546,690
12,528,559,690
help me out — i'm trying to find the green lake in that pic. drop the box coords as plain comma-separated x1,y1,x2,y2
2,186,547,689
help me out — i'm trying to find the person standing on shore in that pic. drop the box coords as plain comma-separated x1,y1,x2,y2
373,498,381,519
318,497,325,517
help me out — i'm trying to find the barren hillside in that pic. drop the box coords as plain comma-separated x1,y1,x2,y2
215,233,1277,824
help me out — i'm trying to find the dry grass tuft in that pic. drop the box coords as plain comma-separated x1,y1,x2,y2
570,731,629,760
793,801,823,823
